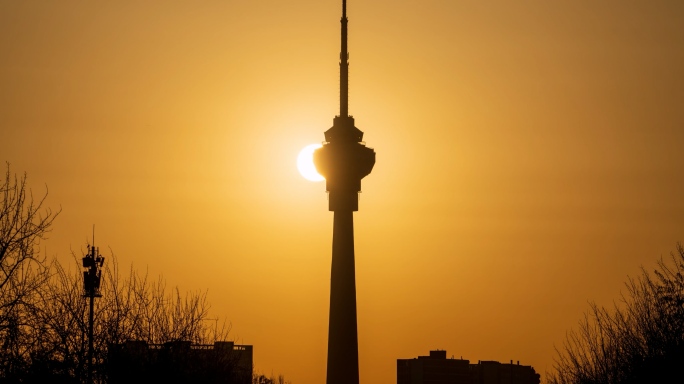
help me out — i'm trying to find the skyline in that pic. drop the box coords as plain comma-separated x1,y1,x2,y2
2,1,684,383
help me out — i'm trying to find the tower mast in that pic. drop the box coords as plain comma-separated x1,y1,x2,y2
340,0,349,117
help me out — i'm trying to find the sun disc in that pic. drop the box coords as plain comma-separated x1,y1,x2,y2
297,144,325,182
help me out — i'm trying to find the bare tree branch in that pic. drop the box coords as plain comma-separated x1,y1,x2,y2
549,244,684,384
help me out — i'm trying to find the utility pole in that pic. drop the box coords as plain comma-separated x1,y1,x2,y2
82,233,104,384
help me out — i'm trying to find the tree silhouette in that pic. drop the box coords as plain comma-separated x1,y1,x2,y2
21,255,233,383
0,168,289,383
549,244,684,384
0,164,59,380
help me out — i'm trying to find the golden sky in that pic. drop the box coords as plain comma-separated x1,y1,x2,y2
2,0,683,382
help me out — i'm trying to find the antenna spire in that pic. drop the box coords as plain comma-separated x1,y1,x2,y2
340,0,349,117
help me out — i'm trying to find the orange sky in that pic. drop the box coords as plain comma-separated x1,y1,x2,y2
2,1,684,383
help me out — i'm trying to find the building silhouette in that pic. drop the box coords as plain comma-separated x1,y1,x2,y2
397,350,541,384
312,1,376,384
108,340,252,384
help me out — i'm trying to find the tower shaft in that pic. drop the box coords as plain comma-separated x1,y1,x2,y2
326,210,359,384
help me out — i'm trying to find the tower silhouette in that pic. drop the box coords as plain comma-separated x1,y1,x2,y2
313,1,376,384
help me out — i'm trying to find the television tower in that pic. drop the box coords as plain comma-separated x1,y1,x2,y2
313,1,376,384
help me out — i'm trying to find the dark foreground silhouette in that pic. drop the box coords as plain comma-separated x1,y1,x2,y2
549,244,684,384
109,340,252,384
398,350,541,384
0,164,268,383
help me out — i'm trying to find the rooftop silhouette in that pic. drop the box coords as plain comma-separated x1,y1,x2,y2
109,340,253,384
398,350,540,384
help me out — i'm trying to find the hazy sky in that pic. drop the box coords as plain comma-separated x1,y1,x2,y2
2,1,683,383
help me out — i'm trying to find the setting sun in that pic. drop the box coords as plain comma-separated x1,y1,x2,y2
297,143,324,182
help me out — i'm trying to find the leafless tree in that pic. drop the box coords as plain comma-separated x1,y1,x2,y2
0,164,59,380
21,254,233,383
0,166,270,383
549,244,684,384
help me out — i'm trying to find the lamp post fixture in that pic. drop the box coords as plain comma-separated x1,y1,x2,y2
82,242,104,384
313,1,376,383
